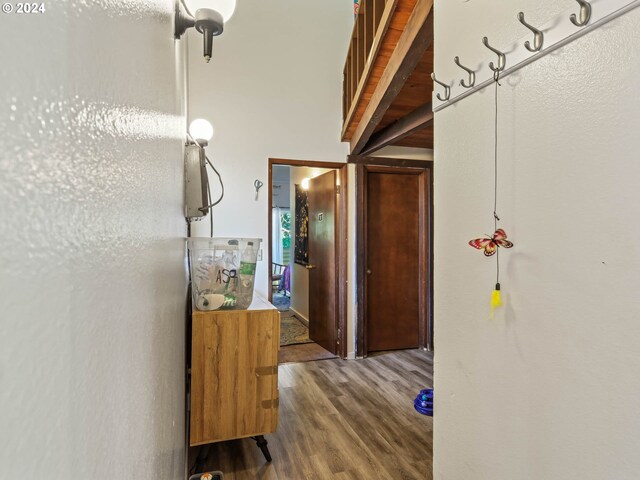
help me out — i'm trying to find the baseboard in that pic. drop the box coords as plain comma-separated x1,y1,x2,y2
290,308,309,327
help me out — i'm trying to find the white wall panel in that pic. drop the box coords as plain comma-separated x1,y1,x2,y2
187,0,353,296
0,1,187,478
434,3,640,479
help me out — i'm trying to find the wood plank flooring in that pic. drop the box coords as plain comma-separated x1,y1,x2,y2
279,342,339,364
190,349,433,479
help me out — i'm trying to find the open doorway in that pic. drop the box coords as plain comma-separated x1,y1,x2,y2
270,165,293,311
268,158,348,364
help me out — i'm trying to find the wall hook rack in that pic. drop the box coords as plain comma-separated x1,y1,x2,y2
432,0,640,113
518,12,544,52
454,56,476,88
482,37,506,72
431,73,451,101
571,0,592,26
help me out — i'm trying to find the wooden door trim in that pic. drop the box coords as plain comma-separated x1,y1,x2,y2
268,158,349,359
356,159,433,357
348,154,433,169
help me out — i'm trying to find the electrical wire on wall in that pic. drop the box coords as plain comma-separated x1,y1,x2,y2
180,0,193,17
202,155,224,237
187,133,225,237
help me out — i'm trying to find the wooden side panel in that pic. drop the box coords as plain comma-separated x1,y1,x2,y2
190,307,279,446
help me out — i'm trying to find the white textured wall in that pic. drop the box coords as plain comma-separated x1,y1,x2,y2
0,1,187,478
434,3,640,479
187,0,353,297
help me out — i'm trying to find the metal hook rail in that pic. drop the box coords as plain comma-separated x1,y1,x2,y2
431,73,450,101
454,56,476,88
571,0,593,26
482,37,506,72
432,0,640,112
518,12,544,52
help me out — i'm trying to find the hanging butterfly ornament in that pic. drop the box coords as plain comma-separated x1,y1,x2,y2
469,229,514,318
469,229,513,257
468,64,514,318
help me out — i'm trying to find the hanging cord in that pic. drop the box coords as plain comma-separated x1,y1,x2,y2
180,0,193,17
207,178,213,237
203,156,224,238
203,156,225,211
186,133,225,237
203,156,224,239
493,69,502,286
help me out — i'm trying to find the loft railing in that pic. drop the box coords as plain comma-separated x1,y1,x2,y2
342,0,396,130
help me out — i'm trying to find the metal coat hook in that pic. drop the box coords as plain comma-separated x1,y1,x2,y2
518,12,544,52
570,0,592,26
482,37,506,72
453,56,476,88
431,73,450,101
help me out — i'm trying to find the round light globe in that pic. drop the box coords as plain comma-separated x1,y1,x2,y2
301,178,311,190
186,0,236,21
189,119,214,142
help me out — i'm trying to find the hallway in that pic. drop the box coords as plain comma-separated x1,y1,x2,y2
191,349,434,479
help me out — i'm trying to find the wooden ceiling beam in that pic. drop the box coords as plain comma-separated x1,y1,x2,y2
360,102,433,155
349,0,434,155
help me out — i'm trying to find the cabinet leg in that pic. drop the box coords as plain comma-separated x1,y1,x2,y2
191,444,211,474
252,435,272,462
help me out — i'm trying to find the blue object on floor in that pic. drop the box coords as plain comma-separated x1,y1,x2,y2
414,388,433,416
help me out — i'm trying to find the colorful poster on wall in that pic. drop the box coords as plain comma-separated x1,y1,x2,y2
354,0,361,18
294,184,309,266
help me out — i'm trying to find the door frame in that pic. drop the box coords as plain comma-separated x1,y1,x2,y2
268,158,349,359
351,155,434,357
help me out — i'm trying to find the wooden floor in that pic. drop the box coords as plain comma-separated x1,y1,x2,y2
191,349,433,479
279,342,338,364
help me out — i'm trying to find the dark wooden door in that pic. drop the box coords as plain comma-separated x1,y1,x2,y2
308,171,337,354
366,171,420,352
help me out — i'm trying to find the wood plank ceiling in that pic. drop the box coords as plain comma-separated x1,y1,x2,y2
374,44,433,149
342,0,434,155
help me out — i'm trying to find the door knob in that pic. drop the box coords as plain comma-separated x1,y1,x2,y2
306,264,317,270
366,269,372,275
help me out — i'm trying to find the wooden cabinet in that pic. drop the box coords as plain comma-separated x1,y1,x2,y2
190,296,280,447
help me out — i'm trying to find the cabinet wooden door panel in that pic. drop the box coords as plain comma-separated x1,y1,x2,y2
190,300,279,446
